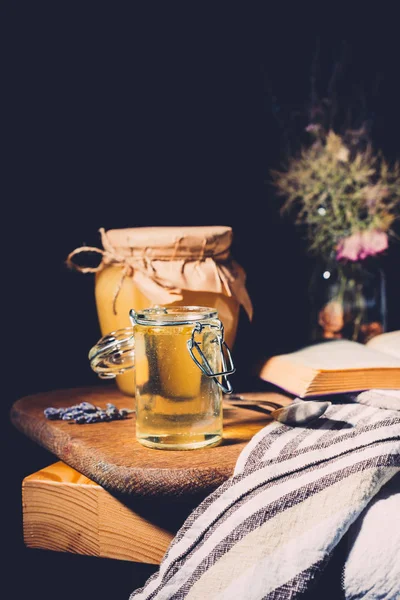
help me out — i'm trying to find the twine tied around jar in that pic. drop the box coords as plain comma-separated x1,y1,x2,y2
66,227,253,319
66,239,136,315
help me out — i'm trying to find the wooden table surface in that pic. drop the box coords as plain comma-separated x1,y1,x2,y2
11,385,292,501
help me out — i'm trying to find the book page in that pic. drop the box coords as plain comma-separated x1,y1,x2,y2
365,330,400,359
279,339,400,370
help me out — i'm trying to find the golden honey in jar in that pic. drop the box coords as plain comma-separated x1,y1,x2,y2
68,226,253,397
88,306,236,450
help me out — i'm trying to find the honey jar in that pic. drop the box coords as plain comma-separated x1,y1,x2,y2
88,306,235,450
67,226,252,396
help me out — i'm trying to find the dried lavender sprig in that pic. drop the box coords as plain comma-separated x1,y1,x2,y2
43,402,134,424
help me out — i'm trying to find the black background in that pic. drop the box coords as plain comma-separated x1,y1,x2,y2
3,5,400,598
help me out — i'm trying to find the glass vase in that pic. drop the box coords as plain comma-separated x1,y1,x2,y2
309,258,387,344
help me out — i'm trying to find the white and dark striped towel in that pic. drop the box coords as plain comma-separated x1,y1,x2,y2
130,402,400,599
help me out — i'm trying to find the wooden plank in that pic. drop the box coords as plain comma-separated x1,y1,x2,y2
12,385,293,500
23,462,175,564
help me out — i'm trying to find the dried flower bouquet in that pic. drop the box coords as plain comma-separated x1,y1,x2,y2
272,127,400,342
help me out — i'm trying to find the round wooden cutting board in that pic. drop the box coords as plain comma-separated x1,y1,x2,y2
11,385,292,500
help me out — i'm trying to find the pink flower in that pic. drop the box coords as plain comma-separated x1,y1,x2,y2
336,230,388,261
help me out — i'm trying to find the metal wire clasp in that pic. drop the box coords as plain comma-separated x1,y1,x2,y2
187,319,235,394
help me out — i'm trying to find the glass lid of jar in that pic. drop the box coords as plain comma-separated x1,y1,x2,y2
130,306,218,326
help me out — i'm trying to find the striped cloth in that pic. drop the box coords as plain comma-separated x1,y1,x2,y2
130,402,400,599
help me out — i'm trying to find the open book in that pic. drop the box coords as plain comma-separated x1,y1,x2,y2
259,330,400,398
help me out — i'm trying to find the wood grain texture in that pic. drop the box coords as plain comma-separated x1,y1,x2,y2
11,385,293,500
23,462,174,564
